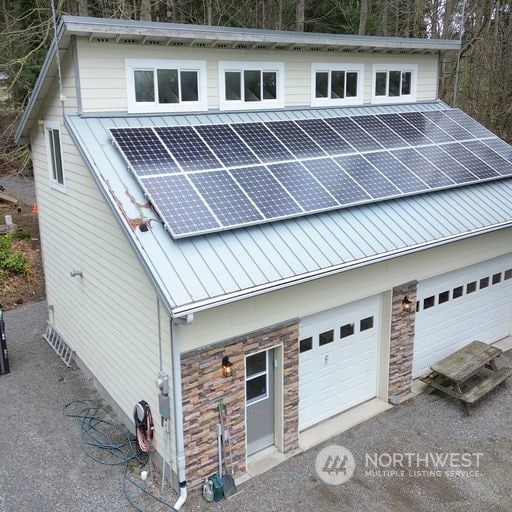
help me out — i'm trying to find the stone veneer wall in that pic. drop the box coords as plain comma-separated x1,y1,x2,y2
388,281,417,399
180,319,299,490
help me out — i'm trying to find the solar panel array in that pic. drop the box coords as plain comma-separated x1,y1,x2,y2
110,109,512,238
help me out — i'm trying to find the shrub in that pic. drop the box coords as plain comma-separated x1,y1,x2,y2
0,234,30,276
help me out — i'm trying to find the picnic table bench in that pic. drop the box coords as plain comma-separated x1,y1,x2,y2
420,340,512,415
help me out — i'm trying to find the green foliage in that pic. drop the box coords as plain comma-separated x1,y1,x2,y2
13,230,31,241
0,234,30,276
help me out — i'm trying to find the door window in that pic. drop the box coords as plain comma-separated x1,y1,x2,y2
246,351,268,404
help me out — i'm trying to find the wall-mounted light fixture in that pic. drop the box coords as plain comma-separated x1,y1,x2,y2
401,295,413,313
221,356,233,378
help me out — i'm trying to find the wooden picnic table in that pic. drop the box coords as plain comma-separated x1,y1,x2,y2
420,340,512,415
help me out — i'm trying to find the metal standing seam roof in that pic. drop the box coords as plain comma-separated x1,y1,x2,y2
65,101,512,317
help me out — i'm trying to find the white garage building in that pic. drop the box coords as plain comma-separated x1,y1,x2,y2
15,16,512,500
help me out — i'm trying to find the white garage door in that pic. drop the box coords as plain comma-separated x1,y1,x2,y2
299,295,380,431
413,254,512,377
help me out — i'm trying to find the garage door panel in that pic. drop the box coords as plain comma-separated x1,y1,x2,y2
413,255,512,377
299,295,380,431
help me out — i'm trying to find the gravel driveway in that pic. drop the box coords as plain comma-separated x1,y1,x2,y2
2,301,512,512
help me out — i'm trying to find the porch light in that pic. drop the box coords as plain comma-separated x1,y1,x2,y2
222,356,233,378
401,295,413,313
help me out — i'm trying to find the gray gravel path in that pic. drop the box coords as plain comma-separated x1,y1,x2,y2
0,175,36,205
2,301,512,512
0,302,175,512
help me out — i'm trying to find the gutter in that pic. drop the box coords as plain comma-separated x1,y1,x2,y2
170,320,187,510
170,220,512,318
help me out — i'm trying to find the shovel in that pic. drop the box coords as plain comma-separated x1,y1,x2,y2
218,399,237,498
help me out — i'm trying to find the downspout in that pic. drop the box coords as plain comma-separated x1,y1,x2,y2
170,319,187,510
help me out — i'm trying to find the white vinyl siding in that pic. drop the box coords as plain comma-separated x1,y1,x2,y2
75,39,439,111
31,89,176,474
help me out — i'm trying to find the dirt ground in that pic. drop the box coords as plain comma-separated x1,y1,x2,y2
0,193,45,310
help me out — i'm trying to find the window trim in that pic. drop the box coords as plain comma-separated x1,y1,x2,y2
371,63,417,104
125,58,207,113
44,120,65,192
218,61,285,111
245,350,269,406
310,63,364,107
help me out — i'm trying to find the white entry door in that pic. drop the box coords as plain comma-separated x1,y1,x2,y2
299,295,380,431
413,254,512,377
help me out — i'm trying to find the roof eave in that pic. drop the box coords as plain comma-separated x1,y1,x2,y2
62,16,460,53
15,21,69,144
170,221,512,319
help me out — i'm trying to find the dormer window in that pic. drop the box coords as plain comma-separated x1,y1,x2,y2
372,64,417,103
311,63,364,107
126,59,207,113
219,61,284,110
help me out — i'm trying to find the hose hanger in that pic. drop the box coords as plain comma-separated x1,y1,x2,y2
133,400,154,453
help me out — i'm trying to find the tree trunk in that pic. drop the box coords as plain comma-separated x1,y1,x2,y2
358,0,369,35
296,0,304,31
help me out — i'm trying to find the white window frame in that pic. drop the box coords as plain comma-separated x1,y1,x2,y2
245,350,269,406
125,58,207,113
44,120,65,192
310,63,364,107
218,61,285,111
371,63,418,104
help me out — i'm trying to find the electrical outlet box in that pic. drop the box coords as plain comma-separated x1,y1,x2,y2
159,392,170,420
157,372,169,396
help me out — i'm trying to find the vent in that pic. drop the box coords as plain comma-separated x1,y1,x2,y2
146,40,161,45
44,322,74,367
95,37,112,43
121,39,138,44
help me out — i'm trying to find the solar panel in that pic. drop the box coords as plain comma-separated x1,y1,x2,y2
416,146,477,184
295,119,354,155
110,127,180,175
421,111,474,141
143,175,219,236
377,114,433,146
231,122,294,162
231,166,302,218
482,138,512,164
391,148,454,188
194,124,260,168
303,158,371,205
443,110,495,139
325,117,383,152
461,140,512,176
155,126,222,171
110,107,512,239
188,171,263,225
334,154,400,199
352,115,409,149
364,151,428,193
269,162,339,211
265,121,326,158
439,143,499,180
